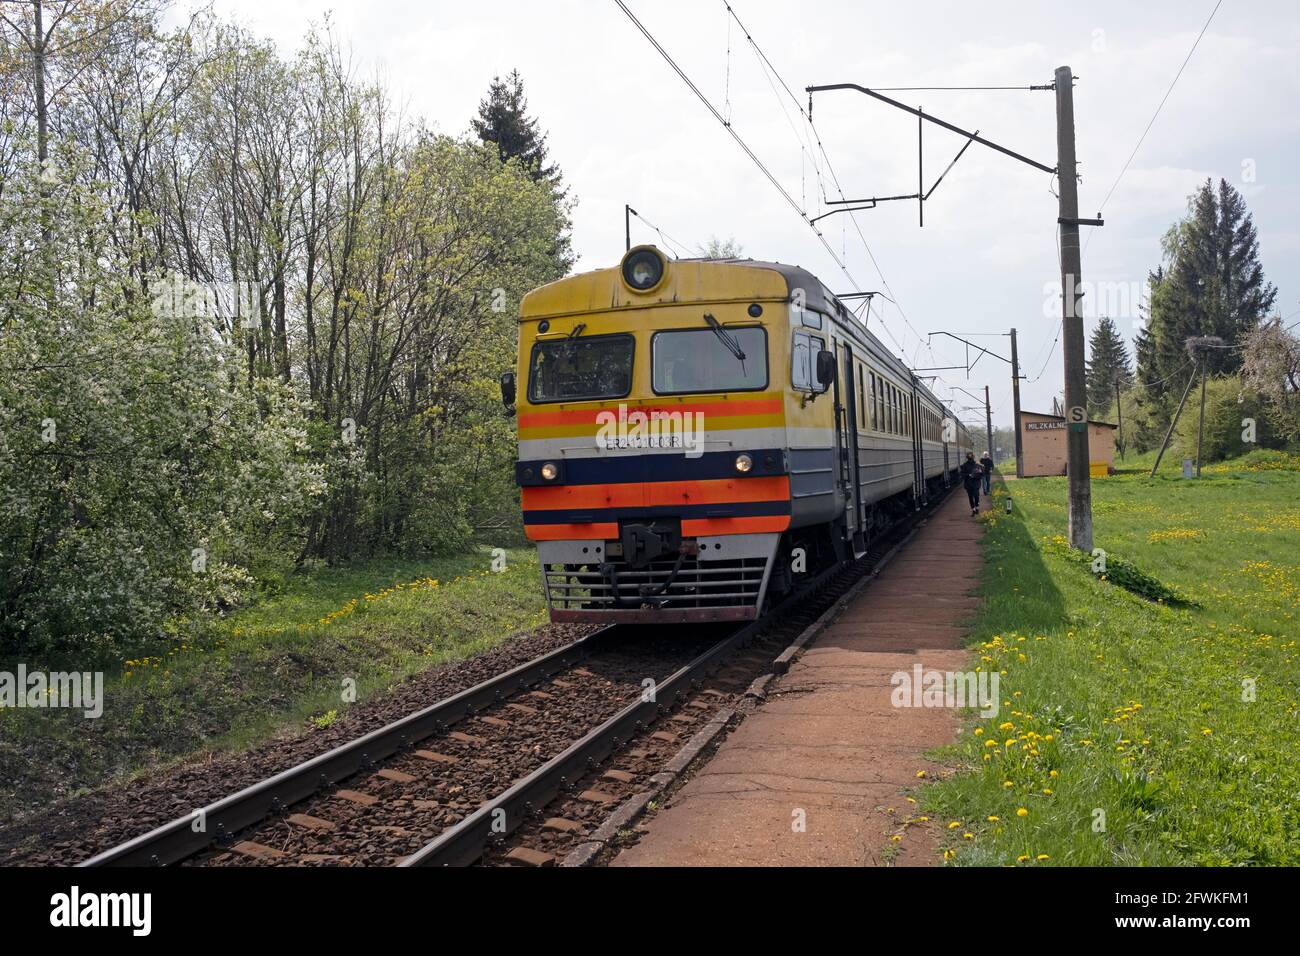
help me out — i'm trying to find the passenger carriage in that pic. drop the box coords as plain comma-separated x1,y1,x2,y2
502,246,973,623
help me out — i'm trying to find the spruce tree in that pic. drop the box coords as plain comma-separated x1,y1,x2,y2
472,70,563,192
1145,178,1276,385
1086,316,1133,416
1135,266,1164,393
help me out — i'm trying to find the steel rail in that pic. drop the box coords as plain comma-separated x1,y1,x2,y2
80,625,620,867
400,561,849,867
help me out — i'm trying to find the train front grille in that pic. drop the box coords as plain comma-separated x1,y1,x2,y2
542,555,769,612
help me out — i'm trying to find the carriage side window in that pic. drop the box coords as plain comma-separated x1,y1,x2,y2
857,365,866,427
528,333,635,404
790,330,827,393
653,326,768,395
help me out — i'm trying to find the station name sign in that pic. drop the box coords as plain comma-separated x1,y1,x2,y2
1025,420,1067,431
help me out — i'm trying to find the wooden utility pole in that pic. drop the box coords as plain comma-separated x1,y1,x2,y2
1010,327,1024,478
1055,66,1093,551
1151,368,1197,477
1114,379,1125,461
1195,353,1208,478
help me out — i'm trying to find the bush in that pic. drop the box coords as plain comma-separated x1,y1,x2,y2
0,156,325,660
1170,375,1279,463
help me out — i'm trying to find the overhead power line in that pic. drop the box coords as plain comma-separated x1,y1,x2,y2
613,1,867,298
1093,0,1224,219
718,1,944,366
627,208,703,259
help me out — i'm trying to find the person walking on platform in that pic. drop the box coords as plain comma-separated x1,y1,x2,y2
960,451,983,516
980,451,994,497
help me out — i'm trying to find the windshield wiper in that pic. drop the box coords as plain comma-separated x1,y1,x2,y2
703,313,746,362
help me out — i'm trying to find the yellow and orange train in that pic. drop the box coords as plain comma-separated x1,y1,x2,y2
503,246,973,623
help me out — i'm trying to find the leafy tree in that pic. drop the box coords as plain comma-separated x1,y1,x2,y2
703,236,743,259
1240,318,1300,444
0,8,578,656
0,147,323,657
1086,316,1133,416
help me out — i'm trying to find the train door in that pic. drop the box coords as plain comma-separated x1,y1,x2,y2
838,341,866,556
909,387,924,506
941,408,952,486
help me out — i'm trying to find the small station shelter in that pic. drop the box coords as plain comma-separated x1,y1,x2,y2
1018,410,1117,478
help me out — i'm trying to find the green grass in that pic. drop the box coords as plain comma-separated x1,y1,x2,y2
923,451,1300,866
0,546,546,821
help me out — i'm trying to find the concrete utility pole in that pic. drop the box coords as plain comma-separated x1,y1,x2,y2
1055,65,1093,551
1010,327,1024,478
984,385,994,459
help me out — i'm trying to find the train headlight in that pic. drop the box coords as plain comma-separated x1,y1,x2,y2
540,462,559,481
621,246,666,292
734,453,753,473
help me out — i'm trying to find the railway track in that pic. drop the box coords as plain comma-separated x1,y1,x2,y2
81,488,952,869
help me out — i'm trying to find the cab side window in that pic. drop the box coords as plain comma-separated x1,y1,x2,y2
792,330,827,392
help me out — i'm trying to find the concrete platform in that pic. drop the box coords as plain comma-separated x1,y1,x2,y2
612,491,986,867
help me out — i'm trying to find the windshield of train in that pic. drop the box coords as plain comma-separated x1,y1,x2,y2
652,327,768,394
527,333,634,403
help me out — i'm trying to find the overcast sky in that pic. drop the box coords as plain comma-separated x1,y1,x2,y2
206,0,1299,429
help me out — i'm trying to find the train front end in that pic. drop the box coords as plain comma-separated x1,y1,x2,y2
510,247,791,623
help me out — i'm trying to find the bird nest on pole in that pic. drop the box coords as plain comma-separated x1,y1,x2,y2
1185,335,1225,358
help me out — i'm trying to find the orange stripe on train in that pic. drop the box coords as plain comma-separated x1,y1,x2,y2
517,397,783,429
521,477,790,511
524,516,790,542
525,522,620,541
